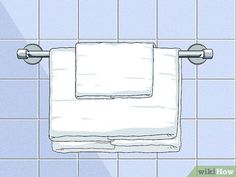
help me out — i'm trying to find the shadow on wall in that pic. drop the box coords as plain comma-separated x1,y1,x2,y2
0,4,114,176
79,158,116,177
0,3,23,38
0,2,39,80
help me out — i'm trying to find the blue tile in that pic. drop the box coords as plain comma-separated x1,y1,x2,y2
158,160,195,177
40,160,77,177
199,0,235,39
0,0,37,39
182,81,196,118
119,39,157,46
79,0,117,39
158,0,195,39
40,40,76,78
40,0,77,39
79,160,116,177
198,41,235,79
198,120,235,158
199,80,235,118
0,41,37,78
40,120,77,158
40,60,49,79
120,160,156,177
0,160,37,177
119,0,156,39
158,40,196,79
119,152,156,159
199,160,235,166
79,152,117,159
159,120,196,158
40,81,49,119
0,81,37,118
0,120,37,158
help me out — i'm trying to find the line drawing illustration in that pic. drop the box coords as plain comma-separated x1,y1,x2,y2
1,0,236,176
17,42,213,153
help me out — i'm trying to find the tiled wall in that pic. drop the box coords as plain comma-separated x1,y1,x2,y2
0,0,235,177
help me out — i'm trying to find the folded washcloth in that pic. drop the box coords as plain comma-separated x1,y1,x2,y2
49,44,181,153
76,43,154,99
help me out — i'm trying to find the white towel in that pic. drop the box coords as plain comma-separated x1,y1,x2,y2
49,44,182,153
76,43,154,99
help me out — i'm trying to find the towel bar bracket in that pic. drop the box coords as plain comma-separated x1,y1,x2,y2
17,43,213,65
17,44,45,65
186,43,213,65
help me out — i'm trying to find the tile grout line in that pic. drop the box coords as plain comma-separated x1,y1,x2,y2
196,0,199,175
0,78,49,81
37,65,41,177
78,0,80,170
156,0,158,47
117,1,120,176
117,0,119,42
116,0,120,177
2,117,236,121
117,153,119,177
37,0,41,177
0,118,48,120
196,78,199,165
0,117,236,121
78,153,80,177
1,157,236,160
156,153,159,177
156,0,159,176
235,0,236,167
183,78,236,80
158,39,236,41
1,38,236,41
77,0,80,41
1,78,236,81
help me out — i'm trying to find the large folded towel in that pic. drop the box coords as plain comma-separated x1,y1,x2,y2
49,44,181,153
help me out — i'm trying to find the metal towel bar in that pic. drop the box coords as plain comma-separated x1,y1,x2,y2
17,43,213,65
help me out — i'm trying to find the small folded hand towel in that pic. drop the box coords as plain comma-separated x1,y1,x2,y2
75,43,154,99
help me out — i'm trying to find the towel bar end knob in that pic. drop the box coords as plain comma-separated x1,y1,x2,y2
17,49,28,59
203,49,213,59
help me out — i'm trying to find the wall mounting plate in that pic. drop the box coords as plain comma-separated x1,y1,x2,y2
188,43,207,65
23,44,43,65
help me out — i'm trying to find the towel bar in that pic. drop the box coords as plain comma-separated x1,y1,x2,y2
17,43,213,65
